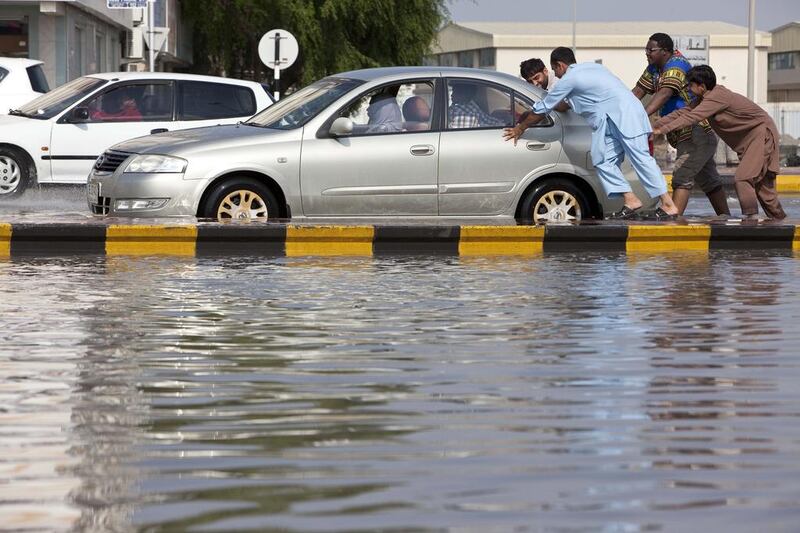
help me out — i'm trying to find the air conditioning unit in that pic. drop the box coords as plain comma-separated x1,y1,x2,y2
125,28,144,59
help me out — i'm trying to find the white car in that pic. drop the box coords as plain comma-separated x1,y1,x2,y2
0,58,50,113
0,72,273,197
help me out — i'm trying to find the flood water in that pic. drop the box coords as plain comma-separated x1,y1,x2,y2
2,252,800,532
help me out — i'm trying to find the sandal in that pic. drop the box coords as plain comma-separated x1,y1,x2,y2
607,205,641,220
649,207,677,221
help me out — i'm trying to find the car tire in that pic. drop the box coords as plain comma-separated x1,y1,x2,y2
200,177,279,221
0,147,32,198
520,178,590,223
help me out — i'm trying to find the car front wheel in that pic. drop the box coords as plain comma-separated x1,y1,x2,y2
520,178,590,223
200,177,279,221
0,147,32,198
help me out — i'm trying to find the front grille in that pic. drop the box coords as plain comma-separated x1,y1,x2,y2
94,150,132,173
91,196,111,215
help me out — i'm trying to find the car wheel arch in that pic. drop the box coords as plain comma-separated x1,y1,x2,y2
515,173,601,220
197,171,289,219
0,143,36,179
0,143,37,197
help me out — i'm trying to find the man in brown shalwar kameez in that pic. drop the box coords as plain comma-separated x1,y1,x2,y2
653,65,786,219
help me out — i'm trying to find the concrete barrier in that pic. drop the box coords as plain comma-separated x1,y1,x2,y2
1,221,799,257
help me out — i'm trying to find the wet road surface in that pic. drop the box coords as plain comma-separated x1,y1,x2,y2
1,252,799,531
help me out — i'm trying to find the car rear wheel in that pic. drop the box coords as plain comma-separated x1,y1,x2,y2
200,177,279,221
520,178,590,223
0,147,32,198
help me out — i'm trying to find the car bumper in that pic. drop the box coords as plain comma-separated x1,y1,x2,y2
87,170,201,217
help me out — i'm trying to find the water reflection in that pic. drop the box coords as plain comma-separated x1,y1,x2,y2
1,253,799,531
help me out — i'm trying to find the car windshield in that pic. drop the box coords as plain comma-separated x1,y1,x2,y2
245,77,363,129
15,76,106,119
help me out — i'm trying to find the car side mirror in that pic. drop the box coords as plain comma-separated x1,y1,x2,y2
329,117,353,137
70,106,90,122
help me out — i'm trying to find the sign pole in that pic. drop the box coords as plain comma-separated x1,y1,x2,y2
148,0,155,72
274,32,281,100
258,29,298,102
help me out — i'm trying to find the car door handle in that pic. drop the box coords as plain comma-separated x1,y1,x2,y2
151,128,169,134
526,142,549,150
410,144,435,156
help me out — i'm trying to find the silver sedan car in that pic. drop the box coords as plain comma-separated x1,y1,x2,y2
87,67,654,222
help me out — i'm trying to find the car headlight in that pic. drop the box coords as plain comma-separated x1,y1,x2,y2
123,154,187,173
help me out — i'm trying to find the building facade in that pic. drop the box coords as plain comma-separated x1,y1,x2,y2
768,21,800,102
0,0,191,88
429,21,771,103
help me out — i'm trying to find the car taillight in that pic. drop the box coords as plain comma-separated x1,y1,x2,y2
648,135,654,156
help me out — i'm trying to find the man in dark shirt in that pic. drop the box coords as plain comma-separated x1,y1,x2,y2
633,32,729,216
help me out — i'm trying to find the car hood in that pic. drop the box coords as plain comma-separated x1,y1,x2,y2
110,124,294,156
0,112,44,127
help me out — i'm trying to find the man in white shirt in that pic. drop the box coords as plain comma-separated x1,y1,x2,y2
505,47,679,219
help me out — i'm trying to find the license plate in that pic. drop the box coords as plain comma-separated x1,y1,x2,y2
87,181,100,200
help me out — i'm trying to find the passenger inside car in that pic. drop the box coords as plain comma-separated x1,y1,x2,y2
90,88,142,121
366,86,403,133
402,96,431,131
448,82,506,129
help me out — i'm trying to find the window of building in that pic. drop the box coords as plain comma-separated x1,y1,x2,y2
95,33,105,73
769,52,798,71
0,18,29,58
479,48,496,68
457,51,475,68
71,26,85,77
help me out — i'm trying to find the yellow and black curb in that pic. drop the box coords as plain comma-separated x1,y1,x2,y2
2,222,800,257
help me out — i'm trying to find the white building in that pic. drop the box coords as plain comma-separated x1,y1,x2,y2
429,21,771,103
0,0,191,88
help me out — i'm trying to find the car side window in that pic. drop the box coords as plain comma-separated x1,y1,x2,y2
513,92,554,127
447,79,511,130
179,81,257,120
86,83,173,123
26,65,49,93
338,81,435,135
0,67,8,84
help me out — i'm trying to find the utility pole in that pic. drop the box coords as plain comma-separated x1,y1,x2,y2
747,0,756,99
148,0,156,72
572,0,577,53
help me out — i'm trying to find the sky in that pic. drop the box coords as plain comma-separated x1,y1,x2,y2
446,0,800,31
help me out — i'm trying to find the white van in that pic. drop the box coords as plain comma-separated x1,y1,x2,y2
0,58,49,113
0,72,273,197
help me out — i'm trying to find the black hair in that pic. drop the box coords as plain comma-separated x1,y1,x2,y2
520,58,546,79
687,65,717,90
550,47,576,66
648,33,674,53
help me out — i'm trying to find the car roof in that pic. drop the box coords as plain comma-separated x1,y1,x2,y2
334,66,540,97
83,71,261,86
0,57,44,69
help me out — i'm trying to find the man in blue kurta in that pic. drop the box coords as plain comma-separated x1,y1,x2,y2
504,47,679,219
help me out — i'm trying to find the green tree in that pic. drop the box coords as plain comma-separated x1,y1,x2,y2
181,0,449,91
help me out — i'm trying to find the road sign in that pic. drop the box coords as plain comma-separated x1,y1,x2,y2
107,0,149,8
674,35,709,66
258,29,299,100
258,29,298,70
142,26,169,53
